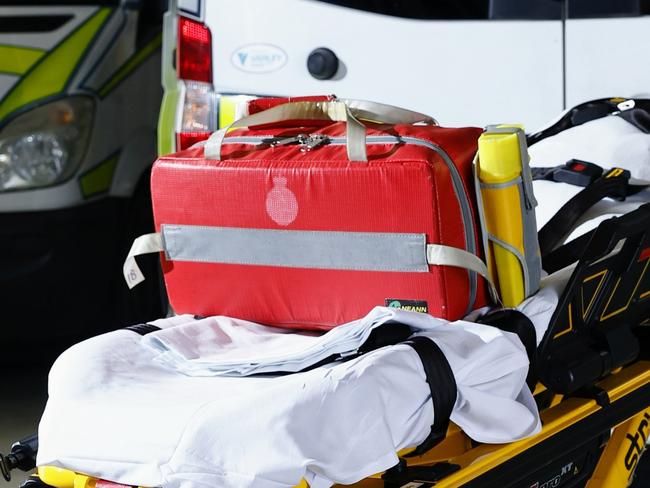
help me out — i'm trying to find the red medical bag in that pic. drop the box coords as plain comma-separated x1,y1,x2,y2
149,99,489,330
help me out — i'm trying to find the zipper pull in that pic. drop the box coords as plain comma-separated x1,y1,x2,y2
264,134,309,147
300,134,330,152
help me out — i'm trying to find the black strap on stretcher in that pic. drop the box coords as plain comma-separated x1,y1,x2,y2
526,97,650,147
531,161,649,259
477,309,538,390
381,336,459,485
124,323,161,335
401,336,457,457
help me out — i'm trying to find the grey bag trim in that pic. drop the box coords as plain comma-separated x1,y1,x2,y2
472,157,502,306
400,135,478,314
518,176,542,297
479,176,523,190
162,224,430,272
488,233,533,296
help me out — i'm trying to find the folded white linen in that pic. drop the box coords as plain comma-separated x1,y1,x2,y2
143,307,438,376
37,308,540,488
143,261,572,380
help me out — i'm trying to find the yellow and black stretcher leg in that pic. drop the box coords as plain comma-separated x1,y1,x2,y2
343,362,650,487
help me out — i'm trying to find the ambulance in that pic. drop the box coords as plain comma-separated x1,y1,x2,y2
0,0,165,353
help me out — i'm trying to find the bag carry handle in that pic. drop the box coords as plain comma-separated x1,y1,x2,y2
204,100,437,162
336,98,437,126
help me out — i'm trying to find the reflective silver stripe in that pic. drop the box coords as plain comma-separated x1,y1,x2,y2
123,229,494,296
162,225,429,272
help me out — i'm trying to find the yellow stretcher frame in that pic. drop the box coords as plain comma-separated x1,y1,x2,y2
34,360,650,488
341,361,650,487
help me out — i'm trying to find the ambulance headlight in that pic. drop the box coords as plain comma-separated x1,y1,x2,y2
0,97,94,191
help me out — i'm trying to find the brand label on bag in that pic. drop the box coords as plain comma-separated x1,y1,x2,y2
385,299,428,313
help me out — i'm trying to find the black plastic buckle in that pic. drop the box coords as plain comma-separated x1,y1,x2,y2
552,159,604,187
603,167,632,201
603,167,632,181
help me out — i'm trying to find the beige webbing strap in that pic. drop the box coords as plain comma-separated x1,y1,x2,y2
205,99,438,162
426,244,500,304
123,233,163,289
339,98,438,126
205,101,368,161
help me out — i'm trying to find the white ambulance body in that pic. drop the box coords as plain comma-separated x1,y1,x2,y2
160,0,650,154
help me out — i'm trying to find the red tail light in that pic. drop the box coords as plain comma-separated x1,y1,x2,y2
176,131,211,151
178,16,212,83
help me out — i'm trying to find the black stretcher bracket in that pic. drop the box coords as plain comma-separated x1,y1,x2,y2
0,435,38,482
537,203,650,396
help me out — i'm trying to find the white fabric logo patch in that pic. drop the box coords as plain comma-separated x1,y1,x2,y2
266,177,298,226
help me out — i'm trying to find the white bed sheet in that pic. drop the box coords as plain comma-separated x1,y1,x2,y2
37,309,541,488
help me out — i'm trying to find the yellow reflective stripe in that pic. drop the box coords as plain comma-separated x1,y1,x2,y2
218,95,259,128
0,8,111,120
218,95,260,130
98,32,162,98
219,96,239,129
157,88,180,155
79,152,119,198
0,45,46,75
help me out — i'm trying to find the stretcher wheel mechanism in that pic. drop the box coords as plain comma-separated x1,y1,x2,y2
0,434,38,482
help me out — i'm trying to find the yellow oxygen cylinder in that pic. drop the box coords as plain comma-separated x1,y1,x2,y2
477,125,541,307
